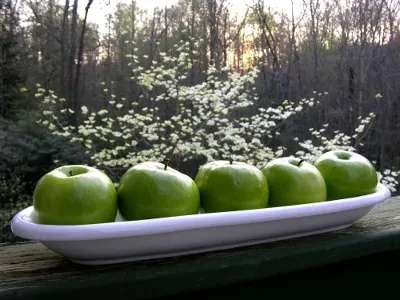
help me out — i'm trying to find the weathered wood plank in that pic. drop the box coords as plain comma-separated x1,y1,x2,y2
1,196,400,300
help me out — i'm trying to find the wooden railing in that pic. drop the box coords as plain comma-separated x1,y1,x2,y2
1,196,400,299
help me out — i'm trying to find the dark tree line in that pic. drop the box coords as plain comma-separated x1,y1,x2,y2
1,0,400,171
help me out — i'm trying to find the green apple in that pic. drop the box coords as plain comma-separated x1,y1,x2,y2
33,165,118,225
314,150,378,200
261,157,327,207
194,160,269,213
117,160,200,220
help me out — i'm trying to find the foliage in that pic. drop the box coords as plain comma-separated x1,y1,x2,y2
0,110,92,187
0,173,31,243
34,39,400,192
0,1,28,119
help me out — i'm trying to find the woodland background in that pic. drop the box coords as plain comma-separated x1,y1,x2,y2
1,0,400,242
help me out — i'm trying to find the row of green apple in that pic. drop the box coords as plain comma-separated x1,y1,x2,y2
32,150,379,225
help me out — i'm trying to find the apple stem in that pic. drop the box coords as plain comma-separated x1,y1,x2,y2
69,171,73,176
229,158,233,165
163,158,170,171
297,159,304,167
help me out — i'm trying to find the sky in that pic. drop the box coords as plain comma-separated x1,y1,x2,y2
78,0,300,35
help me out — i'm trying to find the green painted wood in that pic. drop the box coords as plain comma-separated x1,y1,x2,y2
166,248,400,299
1,196,400,300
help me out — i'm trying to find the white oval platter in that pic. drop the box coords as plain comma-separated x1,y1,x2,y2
11,183,391,265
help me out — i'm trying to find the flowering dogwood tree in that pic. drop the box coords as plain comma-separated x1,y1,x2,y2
35,40,399,192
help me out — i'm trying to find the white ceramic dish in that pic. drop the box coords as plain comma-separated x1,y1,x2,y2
11,183,391,265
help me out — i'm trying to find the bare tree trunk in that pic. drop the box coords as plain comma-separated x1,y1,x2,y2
255,0,279,99
207,0,217,67
164,2,168,53
288,0,302,98
67,0,78,126
60,0,69,98
148,8,156,66
103,0,111,108
73,0,94,121
201,1,209,70
130,0,136,96
189,0,196,84
131,0,135,55
106,0,111,78
385,0,397,41
358,0,366,118
43,0,55,89
221,9,228,67
309,0,320,90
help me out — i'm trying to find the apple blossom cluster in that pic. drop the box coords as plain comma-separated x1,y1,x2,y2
33,39,399,192
295,112,399,192
379,169,399,193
